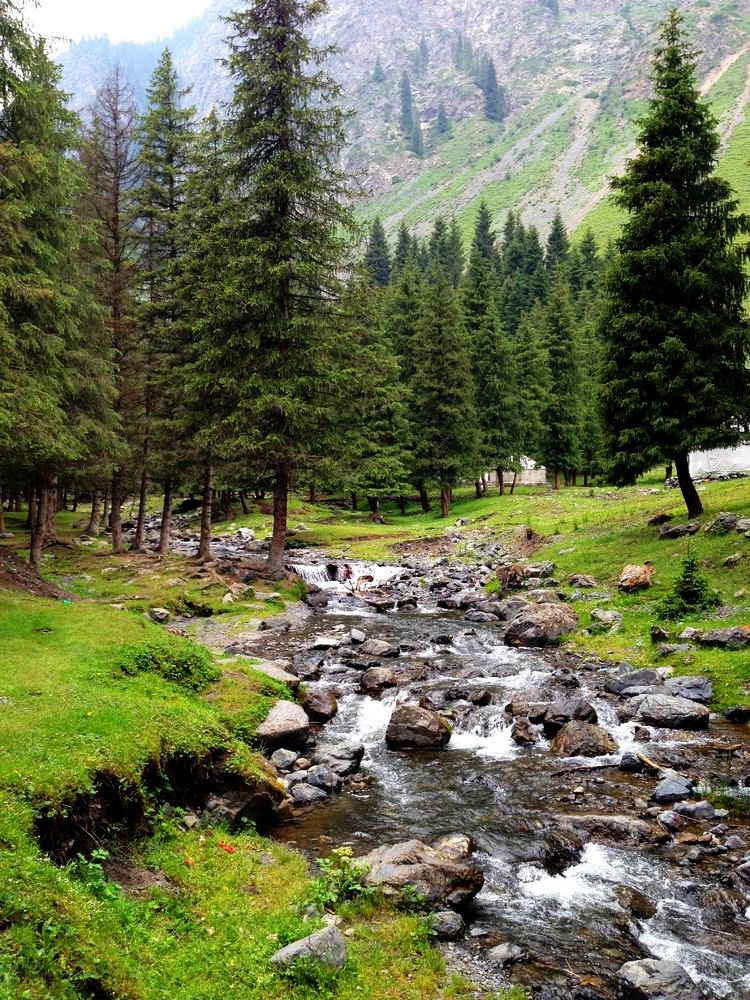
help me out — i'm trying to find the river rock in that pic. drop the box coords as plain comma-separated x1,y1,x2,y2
615,885,657,920
663,675,713,704
362,594,396,612
542,698,598,737
616,958,706,999
255,701,310,750
504,603,578,647
725,705,750,723
361,835,484,908
653,776,692,804
550,721,618,757
312,635,341,650
270,925,347,970
350,628,366,644
359,638,399,658
385,704,451,750
570,814,662,847
301,687,338,722
511,718,537,745
619,564,656,591
360,666,399,693
432,910,465,940
311,739,365,776
290,783,327,806
270,748,299,771
698,625,750,649
495,596,532,620
628,693,709,730
252,660,301,691
307,764,343,793
605,668,662,696
487,942,525,967
674,800,718,820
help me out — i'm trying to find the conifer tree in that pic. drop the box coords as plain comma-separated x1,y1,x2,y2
387,252,423,382
514,303,550,462
400,71,414,136
364,216,391,287
473,200,496,263
410,106,424,156
577,296,604,484
436,102,450,136
545,209,569,272
418,36,429,75
600,10,749,517
481,57,508,123
410,263,479,517
222,0,356,576
372,56,385,83
539,272,580,489
132,49,195,551
392,221,412,276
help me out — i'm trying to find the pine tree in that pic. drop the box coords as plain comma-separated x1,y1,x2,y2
410,106,424,156
545,209,569,271
222,0,356,576
428,216,463,285
364,216,391,287
472,200,496,263
539,272,581,488
132,49,195,552
400,71,414,136
481,57,508,123
577,293,605,484
410,263,479,517
418,36,429,75
386,252,423,382
436,102,450,136
600,10,750,517
372,56,385,83
392,221,412,276
80,67,142,555
514,303,550,462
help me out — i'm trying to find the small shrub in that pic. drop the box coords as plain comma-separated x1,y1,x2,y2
116,635,220,692
306,847,374,911
657,555,721,620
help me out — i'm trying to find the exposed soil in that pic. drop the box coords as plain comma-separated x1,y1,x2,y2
103,856,178,899
0,548,69,599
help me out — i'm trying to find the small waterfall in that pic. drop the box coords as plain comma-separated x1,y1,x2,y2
290,560,403,591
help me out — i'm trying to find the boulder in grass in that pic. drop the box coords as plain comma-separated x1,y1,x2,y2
698,626,750,649
619,564,656,591
270,926,347,970
255,700,310,750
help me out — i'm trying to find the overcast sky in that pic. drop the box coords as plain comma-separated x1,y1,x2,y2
24,0,212,50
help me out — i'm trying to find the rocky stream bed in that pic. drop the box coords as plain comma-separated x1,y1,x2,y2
164,536,750,1000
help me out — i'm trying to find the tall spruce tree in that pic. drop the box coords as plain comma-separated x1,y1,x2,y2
400,71,414,136
410,263,479,517
364,216,391,287
410,106,424,156
545,209,569,271
481,57,508,123
514,303,550,463
392,221,412,276
600,9,749,517
436,101,450,136
222,0,355,576
132,49,194,552
539,272,581,489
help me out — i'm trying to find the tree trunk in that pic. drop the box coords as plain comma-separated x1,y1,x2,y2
29,483,49,571
481,476,487,494
675,453,703,518
133,469,149,552
110,471,124,554
439,487,450,518
71,490,78,512
86,492,101,536
266,462,289,578
197,460,214,562
509,471,518,495
156,476,173,555
398,496,407,515
583,472,589,488
553,469,561,490
239,491,250,515
351,492,358,512
13,487,21,512
0,485,4,533
309,484,316,503
474,479,482,499
665,464,673,481
367,496,382,522
102,490,110,530
497,468,504,496
220,490,233,521
572,472,578,487
43,476,59,547
25,484,36,529
419,485,431,513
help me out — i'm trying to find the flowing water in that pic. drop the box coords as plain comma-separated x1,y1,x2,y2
232,564,750,998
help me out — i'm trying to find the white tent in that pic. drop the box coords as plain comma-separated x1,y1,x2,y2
689,446,750,479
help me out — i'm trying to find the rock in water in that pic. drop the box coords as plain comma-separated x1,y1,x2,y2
541,698,597,736
269,926,347,970
385,704,451,750
616,958,706,999
300,687,338,722
503,603,578,647
361,835,484,908
630,693,709,730
311,739,365,776
255,701,310,750
550,721,618,757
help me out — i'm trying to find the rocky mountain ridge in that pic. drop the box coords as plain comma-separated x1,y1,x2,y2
58,0,750,241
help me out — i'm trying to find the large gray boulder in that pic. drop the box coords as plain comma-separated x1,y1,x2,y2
251,659,300,691
300,686,338,722
699,626,750,649
504,603,578,647
542,698,598,737
255,700,310,750
311,739,365,776
550,720,618,757
385,704,451,750
359,638,399,658
629,693,710,730
663,675,713,704
616,958,706,999
361,834,484,908
270,925,347,970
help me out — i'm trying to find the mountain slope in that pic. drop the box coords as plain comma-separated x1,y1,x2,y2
58,0,750,241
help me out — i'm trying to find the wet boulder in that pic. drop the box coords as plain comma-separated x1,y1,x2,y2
616,958,706,999
506,694,548,722
504,603,578,647
725,705,750,723
653,775,692,804
511,718,537,746
628,693,709,730
300,687,338,722
487,942,525,966
663,675,713,704
495,596,532,621
290,783,327,806
698,626,750,649
359,638,399,658
361,834,484,908
360,666,399,694
615,885,657,920
270,748,299,771
385,704,452,750
542,698,598,737
255,700,310,751
306,764,343,793
550,721,618,758
270,926,347,970
311,739,365,776
618,564,656,591
605,668,662,697
432,910,465,941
